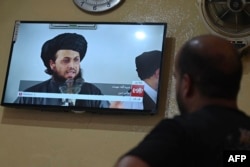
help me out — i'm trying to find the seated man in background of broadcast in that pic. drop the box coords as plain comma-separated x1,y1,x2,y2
121,50,161,110
15,33,109,108
115,34,250,167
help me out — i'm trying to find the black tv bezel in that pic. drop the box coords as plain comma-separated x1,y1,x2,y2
1,20,167,115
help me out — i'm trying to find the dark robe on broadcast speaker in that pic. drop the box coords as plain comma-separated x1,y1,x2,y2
143,92,156,110
14,78,110,108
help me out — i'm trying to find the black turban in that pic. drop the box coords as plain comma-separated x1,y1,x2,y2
41,33,87,72
135,50,162,80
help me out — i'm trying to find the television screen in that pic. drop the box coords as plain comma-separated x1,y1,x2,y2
1,21,167,114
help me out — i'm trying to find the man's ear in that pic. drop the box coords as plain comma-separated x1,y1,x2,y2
181,74,193,97
49,60,55,70
155,68,160,79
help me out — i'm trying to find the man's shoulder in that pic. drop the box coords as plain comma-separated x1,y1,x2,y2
80,82,103,94
82,82,100,90
82,82,97,87
25,79,51,92
175,106,250,127
198,105,250,125
156,105,250,135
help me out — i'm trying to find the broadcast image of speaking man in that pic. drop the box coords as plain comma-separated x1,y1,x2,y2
115,34,250,167
120,50,161,110
15,33,110,108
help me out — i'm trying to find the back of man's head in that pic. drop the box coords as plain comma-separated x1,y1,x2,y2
176,34,242,100
135,50,162,80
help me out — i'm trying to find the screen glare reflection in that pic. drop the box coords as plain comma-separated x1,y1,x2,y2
135,31,146,40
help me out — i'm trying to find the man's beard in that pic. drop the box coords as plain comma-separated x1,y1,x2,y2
52,69,83,83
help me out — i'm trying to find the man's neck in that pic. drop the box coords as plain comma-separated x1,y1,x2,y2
188,96,238,113
143,78,158,91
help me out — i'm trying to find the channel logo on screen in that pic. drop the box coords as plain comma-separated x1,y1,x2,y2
131,81,144,97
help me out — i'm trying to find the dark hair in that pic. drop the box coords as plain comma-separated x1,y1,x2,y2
135,50,162,80
177,41,242,100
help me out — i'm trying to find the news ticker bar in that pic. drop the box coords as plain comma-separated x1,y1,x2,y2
223,150,250,167
17,91,143,102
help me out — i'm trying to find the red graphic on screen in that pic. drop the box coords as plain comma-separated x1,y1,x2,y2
131,84,144,97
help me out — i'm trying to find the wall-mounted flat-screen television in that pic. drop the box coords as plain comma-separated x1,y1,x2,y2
1,21,167,114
